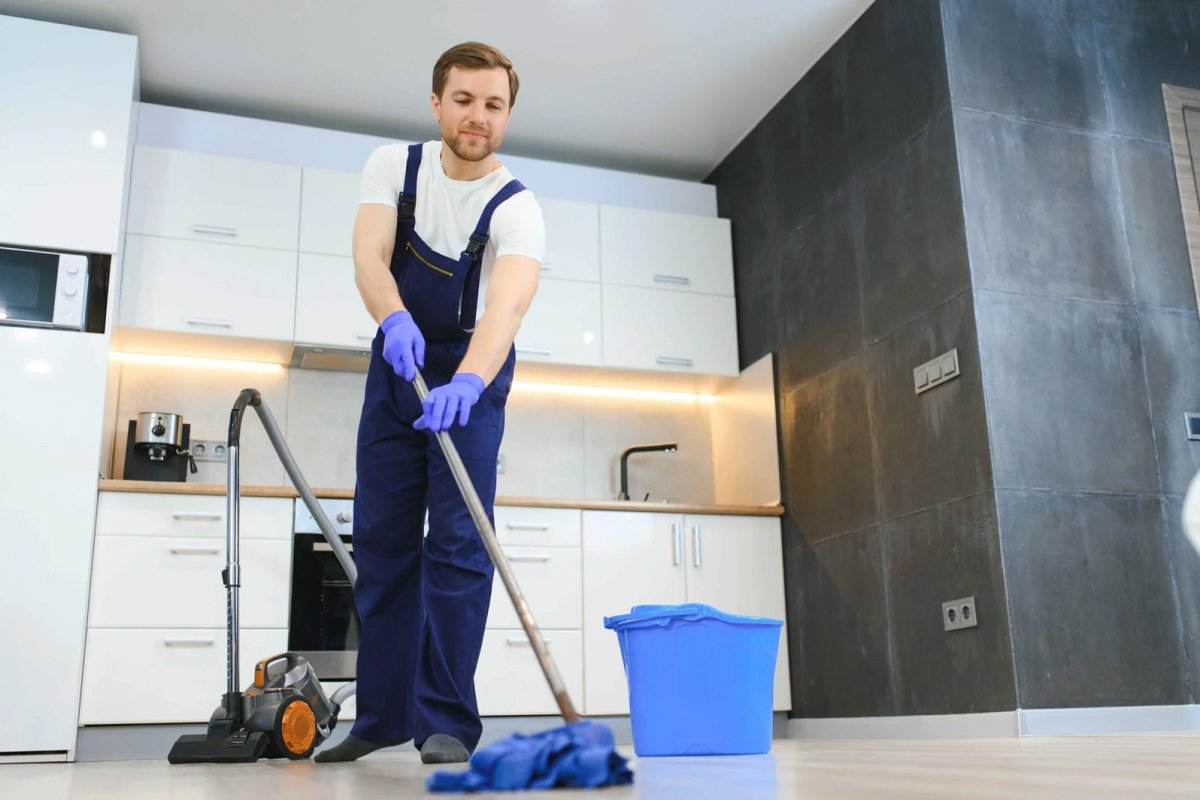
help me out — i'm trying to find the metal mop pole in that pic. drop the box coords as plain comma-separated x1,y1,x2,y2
414,368,581,724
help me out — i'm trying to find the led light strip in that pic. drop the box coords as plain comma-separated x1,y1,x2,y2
110,352,284,374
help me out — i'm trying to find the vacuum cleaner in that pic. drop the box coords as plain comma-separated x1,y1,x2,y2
169,369,580,764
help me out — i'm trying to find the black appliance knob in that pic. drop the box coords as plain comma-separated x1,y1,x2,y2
152,424,166,436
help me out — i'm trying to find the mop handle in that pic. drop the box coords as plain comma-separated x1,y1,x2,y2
414,369,581,724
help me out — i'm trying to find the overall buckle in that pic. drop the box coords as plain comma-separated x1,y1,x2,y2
464,233,488,261
398,194,416,221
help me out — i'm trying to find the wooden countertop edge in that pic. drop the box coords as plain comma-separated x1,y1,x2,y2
97,480,785,517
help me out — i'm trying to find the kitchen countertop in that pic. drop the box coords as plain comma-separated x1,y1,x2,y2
97,479,785,517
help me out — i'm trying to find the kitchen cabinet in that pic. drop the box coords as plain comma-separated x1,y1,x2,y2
294,253,378,349
581,511,790,715
515,278,603,367
126,146,302,251
539,197,600,283
476,630,584,716
119,235,297,342
599,205,733,296
299,167,360,257
601,284,739,376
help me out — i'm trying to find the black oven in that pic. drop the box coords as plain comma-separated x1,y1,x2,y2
290,499,359,680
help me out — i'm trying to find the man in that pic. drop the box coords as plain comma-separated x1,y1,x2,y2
315,42,543,765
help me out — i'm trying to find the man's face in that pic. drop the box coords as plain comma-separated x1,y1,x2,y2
432,66,512,163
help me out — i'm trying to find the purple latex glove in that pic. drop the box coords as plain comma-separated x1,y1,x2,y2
381,309,425,381
415,373,485,432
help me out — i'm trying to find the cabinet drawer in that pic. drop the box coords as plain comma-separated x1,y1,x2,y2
294,253,378,348
299,167,360,257
515,279,602,367
487,546,581,630
601,284,738,376
79,628,287,724
599,205,733,296
475,630,583,716
126,146,301,251
493,506,581,547
539,197,599,283
119,235,298,341
88,535,290,629
97,492,292,539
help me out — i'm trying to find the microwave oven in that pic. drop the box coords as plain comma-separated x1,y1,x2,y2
0,245,90,331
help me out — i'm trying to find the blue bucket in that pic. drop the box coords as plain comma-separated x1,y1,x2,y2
603,603,782,757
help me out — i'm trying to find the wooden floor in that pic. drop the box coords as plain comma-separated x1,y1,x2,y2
3,737,1200,798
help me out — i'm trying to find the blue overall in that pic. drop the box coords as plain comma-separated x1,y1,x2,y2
351,143,526,751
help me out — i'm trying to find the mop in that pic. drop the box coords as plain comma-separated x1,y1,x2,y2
413,369,633,793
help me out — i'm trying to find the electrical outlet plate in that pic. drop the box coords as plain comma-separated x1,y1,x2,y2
914,348,960,395
496,453,506,474
190,438,228,463
942,596,978,632
1185,412,1200,441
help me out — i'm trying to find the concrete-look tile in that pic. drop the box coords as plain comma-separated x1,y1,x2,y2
1140,308,1200,496
1112,136,1197,313
787,524,896,717
779,355,878,543
1162,495,1200,701
955,109,1134,303
284,368,367,491
1094,0,1200,143
859,111,971,343
868,291,992,520
997,488,1186,708
114,362,289,486
883,491,1016,715
942,0,1108,131
975,290,1159,494
497,389,585,499
774,187,865,388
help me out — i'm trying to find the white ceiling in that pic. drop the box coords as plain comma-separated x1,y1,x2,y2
0,0,873,180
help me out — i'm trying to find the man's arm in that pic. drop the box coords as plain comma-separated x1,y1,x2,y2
351,203,405,324
456,254,540,385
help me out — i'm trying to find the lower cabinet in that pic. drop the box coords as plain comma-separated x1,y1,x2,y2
475,630,584,716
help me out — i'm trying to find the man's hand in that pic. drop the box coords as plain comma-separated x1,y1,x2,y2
415,373,485,432
381,310,425,381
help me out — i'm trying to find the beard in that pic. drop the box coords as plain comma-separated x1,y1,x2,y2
444,126,497,163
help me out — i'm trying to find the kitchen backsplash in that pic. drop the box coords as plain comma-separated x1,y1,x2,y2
110,361,720,503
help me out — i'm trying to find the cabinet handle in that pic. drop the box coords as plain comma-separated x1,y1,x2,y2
692,525,702,568
314,542,354,553
506,522,551,531
164,638,215,648
653,274,691,286
656,356,694,368
540,262,552,272
185,318,233,328
672,523,682,566
355,333,375,341
169,546,220,556
190,224,238,237
171,511,222,521
505,637,552,646
517,347,552,357
507,553,551,563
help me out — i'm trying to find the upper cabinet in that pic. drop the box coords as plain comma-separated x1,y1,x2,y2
599,206,734,296
126,146,302,251
539,197,600,284
299,167,360,258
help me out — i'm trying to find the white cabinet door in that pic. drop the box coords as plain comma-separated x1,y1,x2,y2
516,279,602,367
299,167,360,257
486,546,582,630
581,511,687,715
126,146,302,251
119,235,298,341
684,515,792,711
601,285,738,376
493,506,581,548
476,630,583,716
87,536,291,629
294,253,378,348
599,206,733,296
96,493,293,540
539,197,600,283
78,628,287,724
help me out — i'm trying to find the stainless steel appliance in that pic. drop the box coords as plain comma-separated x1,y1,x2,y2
0,245,90,330
291,498,359,680
123,411,196,482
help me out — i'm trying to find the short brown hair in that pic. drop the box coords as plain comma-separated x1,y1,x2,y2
432,42,519,108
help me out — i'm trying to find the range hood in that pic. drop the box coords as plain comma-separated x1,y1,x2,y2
289,343,372,373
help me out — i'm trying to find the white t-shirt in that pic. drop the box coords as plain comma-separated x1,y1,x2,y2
359,140,545,274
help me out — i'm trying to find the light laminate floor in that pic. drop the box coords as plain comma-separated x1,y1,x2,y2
4,737,1200,799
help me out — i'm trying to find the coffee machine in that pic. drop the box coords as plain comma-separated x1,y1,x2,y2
123,412,197,482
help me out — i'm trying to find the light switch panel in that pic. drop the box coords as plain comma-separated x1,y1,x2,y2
914,348,960,395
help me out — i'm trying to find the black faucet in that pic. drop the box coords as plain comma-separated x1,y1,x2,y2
618,442,678,500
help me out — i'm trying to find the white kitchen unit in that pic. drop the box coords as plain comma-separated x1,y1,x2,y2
119,235,298,341
515,278,603,367
294,253,378,349
539,197,601,283
601,284,739,376
0,17,137,255
126,146,302,251
599,205,734,296
299,167,361,258
581,511,790,715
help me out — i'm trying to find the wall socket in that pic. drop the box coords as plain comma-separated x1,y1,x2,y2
914,348,960,395
942,596,978,632
190,439,229,463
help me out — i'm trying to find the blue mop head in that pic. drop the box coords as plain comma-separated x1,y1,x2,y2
426,720,634,793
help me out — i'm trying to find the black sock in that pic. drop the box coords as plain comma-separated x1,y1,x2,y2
314,734,409,763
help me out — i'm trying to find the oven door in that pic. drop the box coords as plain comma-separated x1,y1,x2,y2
289,532,359,680
0,246,88,330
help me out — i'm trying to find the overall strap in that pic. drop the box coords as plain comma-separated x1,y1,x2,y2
459,178,527,330
398,143,423,224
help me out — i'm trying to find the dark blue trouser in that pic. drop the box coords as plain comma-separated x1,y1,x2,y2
350,333,514,751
